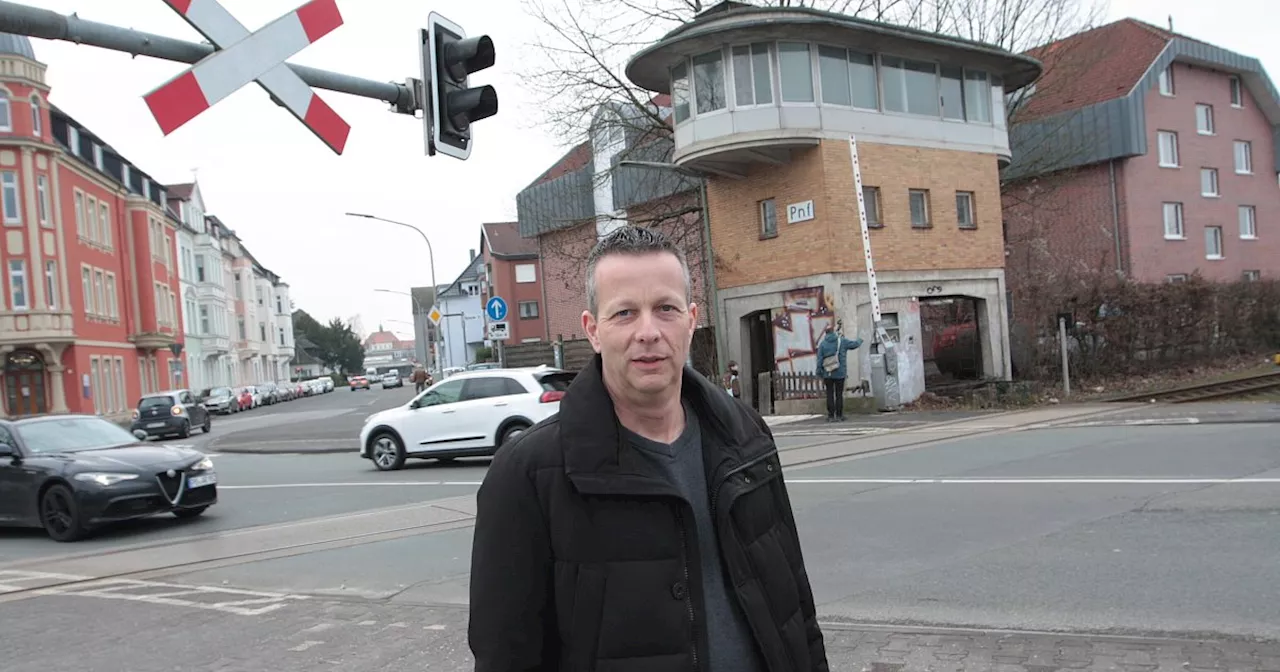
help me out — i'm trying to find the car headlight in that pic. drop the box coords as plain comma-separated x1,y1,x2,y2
74,473,140,486
189,457,214,471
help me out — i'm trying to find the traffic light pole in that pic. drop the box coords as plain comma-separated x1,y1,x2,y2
0,1,419,114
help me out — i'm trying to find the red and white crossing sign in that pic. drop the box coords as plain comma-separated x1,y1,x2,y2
143,0,351,154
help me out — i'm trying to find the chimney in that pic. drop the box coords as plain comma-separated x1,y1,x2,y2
469,248,476,262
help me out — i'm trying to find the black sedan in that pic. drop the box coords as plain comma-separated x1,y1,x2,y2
0,415,218,542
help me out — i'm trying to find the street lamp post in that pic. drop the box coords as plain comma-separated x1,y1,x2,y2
347,212,441,373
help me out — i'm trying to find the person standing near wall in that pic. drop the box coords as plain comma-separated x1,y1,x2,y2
815,323,863,422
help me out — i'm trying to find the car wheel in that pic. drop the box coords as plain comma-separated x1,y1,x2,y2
173,506,208,519
40,484,88,542
370,432,406,471
202,415,212,434
499,423,529,448
178,421,191,439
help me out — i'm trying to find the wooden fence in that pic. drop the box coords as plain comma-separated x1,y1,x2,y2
501,338,596,371
772,372,824,400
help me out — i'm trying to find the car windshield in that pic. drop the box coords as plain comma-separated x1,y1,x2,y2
16,416,141,454
209,387,233,398
139,396,174,410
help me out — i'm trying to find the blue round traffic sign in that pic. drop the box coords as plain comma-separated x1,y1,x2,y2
486,296,508,321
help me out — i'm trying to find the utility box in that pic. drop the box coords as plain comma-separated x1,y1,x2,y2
869,343,901,412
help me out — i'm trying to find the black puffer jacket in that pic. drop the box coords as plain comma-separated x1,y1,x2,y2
469,356,829,672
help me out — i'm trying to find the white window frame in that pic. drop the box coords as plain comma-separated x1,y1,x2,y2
1195,103,1214,135
1156,131,1179,167
105,273,117,319
84,195,97,243
29,95,40,137
1238,205,1257,239
515,263,537,284
691,48,728,116
880,53,941,118
44,260,57,310
759,198,778,237
73,191,86,239
955,191,976,229
1162,202,1184,239
1243,270,1260,282
1233,140,1252,174
671,61,691,123
35,175,50,227
909,189,932,228
777,42,816,104
861,186,882,227
1200,168,1219,197
114,358,126,415
94,270,105,318
99,202,111,249
0,94,11,131
1166,274,1188,284
90,358,102,415
730,42,774,108
1204,225,1224,259
519,300,539,319
8,259,27,311
1158,66,1174,96
1229,75,1243,107
2,171,20,225
81,266,94,316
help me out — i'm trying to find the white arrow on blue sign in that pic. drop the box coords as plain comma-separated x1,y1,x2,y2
486,296,508,322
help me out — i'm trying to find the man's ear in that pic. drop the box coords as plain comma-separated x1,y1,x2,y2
582,310,602,353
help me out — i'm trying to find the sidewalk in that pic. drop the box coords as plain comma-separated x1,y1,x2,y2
820,623,1280,671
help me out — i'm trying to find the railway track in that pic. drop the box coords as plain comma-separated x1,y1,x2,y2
1109,370,1280,403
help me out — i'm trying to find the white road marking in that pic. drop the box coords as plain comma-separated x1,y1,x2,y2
217,476,1280,491
289,640,324,652
786,477,1280,485
425,624,446,630
20,576,309,616
0,570,93,593
219,481,484,489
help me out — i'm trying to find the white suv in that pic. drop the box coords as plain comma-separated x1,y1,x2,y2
359,366,575,471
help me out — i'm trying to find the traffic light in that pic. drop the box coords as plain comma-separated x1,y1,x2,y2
422,12,498,161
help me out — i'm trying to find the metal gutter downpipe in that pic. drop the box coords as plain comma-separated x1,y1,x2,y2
1109,160,1124,276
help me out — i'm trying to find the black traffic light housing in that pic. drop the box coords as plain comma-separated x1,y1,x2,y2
423,12,498,160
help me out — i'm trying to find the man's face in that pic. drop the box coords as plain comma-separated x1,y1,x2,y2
583,252,697,401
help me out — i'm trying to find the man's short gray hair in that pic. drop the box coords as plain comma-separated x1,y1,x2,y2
585,226,692,316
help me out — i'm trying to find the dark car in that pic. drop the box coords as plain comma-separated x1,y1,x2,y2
130,390,211,439
0,415,218,541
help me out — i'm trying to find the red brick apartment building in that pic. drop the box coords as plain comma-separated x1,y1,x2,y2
478,222,546,344
0,33,185,419
1002,19,1279,305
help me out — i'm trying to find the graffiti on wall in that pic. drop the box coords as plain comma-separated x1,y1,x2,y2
771,287,837,373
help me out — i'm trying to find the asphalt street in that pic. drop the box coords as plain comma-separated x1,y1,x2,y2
2,390,1278,671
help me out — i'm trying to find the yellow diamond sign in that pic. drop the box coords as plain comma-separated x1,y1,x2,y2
427,307,443,325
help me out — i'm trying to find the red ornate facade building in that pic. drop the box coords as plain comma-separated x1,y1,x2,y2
0,33,183,419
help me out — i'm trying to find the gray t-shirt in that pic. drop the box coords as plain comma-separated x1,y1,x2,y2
621,401,765,672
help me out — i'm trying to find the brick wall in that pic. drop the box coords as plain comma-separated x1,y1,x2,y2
1001,163,1123,326
538,220,595,341
1124,61,1279,282
536,191,711,340
707,139,1005,289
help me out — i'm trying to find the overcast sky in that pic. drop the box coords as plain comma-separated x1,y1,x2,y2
19,0,1276,340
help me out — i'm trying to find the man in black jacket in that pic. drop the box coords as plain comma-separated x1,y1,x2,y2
469,226,829,672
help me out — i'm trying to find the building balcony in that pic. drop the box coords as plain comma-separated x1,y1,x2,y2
130,329,177,350
196,282,228,302
191,334,231,354
235,340,262,357
0,310,75,346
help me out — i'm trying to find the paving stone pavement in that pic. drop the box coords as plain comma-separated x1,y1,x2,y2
5,591,1280,671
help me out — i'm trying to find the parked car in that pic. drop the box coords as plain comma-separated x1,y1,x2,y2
359,367,575,471
235,387,256,410
0,414,217,541
130,389,212,439
349,375,371,391
200,386,241,414
381,372,404,389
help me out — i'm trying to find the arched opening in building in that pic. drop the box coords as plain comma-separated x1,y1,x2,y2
4,349,48,416
920,296,985,392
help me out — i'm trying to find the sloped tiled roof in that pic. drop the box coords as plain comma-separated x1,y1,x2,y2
167,182,195,200
1016,19,1172,122
483,221,539,259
